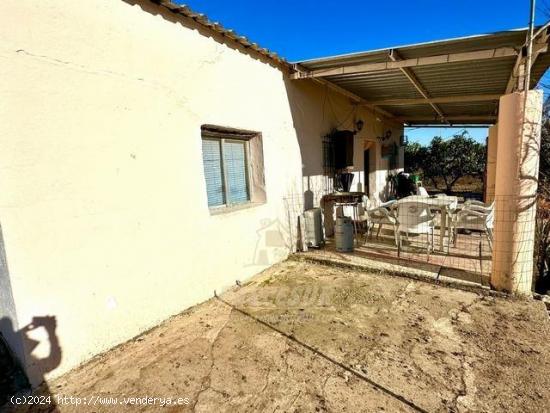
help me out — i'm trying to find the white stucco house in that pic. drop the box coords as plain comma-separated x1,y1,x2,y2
0,0,547,386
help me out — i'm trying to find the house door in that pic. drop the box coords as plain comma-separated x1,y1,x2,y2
364,149,370,196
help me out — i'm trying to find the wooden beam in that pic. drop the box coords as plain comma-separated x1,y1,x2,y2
291,47,518,79
506,27,549,93
309,77,403,124
404,124,492,128
505,49,526,93
363,94,503,106
504,44,547,93
405,115,497,123
389,50,447,122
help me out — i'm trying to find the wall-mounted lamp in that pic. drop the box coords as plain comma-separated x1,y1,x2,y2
355,119,364,132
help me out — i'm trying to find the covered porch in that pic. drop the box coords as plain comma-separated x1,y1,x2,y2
291,25,550,294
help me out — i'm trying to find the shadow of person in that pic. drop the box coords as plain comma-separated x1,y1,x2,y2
0,316,61,412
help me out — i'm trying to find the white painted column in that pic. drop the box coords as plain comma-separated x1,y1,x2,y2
490,90,543,295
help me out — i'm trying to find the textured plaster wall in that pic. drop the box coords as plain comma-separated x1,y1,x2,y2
0,0,403,384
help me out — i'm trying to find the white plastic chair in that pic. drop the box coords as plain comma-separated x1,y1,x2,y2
456,199,493,213
464,199,487,208
450,202,494,250
417,186,429,197
395,201,435,259
359,196,398,245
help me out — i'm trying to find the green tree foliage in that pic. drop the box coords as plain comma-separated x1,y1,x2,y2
404,131,486,192
403,142,427,174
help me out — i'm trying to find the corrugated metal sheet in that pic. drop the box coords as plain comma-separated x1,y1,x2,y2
438,102,499,117
378,104,437,118
327,70,422,100
411,59,516,96
295,27,550,124
296,29,528,69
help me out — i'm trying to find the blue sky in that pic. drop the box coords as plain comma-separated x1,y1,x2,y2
180,0,547,61
179,0,548,144
405,127,487,145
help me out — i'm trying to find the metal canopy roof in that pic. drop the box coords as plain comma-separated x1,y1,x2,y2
292,28,550,125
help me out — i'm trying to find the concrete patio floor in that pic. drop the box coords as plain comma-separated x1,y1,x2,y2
11,259,550,413
364,227,493,276
303,231,492,290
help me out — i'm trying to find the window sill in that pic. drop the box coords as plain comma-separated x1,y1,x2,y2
209,201,265,216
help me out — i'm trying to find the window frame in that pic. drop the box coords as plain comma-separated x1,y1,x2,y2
201,128,254,211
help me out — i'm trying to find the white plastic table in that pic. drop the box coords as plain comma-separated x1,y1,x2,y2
394,195,458,251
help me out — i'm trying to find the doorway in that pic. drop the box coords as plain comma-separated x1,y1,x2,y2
364,149,370,196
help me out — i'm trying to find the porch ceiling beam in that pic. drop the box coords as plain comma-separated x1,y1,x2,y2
362,94,503,106
290,47,518,79
405,115,497,123
405,124,492,128
505,50,526,94
505,25,550,93
389,50,447,122
504,44,548,93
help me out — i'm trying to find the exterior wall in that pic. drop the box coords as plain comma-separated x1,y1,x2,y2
0,0,403,384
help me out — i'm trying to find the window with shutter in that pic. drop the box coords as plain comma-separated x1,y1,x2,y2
201,126,257,211
201,138,225,207
223,140,249,204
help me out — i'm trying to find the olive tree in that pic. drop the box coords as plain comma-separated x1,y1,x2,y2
405,131,486,192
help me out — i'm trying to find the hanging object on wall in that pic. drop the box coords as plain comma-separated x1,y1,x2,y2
381,143,394,158
325,129,355,170
381,142,399,170
322,129,357,193
377,129,392,142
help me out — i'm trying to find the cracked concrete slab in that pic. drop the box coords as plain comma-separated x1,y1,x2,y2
8,260,550,413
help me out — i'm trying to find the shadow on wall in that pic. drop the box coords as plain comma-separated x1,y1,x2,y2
283,78,340,213
0,316,61,409
283,79,327,179
282,77,402,211
282,78,400,207
0,222,62,408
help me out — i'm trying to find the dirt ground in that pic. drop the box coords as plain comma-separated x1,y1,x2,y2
7,259,550,413
423,175,483,195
